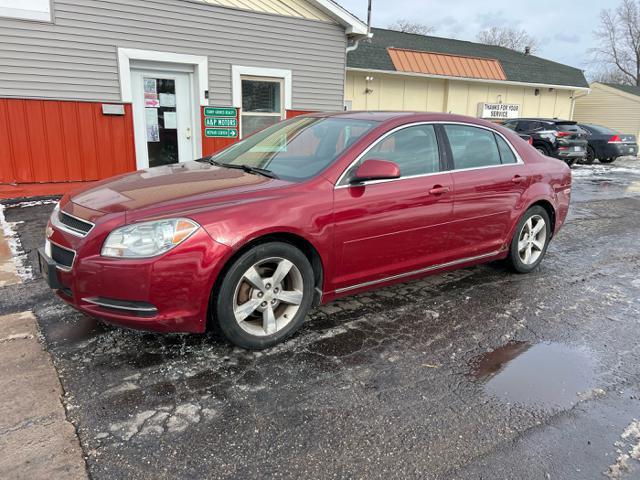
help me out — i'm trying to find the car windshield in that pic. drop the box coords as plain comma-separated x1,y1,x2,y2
210,117,379,182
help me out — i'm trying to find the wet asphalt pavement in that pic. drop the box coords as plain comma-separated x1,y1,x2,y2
1,158,640,479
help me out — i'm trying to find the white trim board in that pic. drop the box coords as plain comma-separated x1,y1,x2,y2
231,65,292,110
117,48,208,105
309,0,368,35
347,67,591,92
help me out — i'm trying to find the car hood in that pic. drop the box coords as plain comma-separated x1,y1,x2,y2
69,161,289,216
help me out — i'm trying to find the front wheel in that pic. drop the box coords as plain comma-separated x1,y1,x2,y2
507,206,552,273
213,242,315,349
579,146,596,165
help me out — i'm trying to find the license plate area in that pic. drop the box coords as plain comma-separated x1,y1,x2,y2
38,247,63,289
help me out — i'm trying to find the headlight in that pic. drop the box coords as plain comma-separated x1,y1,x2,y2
101,218,199,258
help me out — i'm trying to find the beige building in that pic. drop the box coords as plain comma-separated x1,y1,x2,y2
346,28,589,121
573,82,640,139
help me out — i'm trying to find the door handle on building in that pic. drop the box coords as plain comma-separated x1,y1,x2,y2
186,127,192,140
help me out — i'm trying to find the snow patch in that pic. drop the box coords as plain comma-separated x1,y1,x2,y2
0,203,33,281
606,419,640,479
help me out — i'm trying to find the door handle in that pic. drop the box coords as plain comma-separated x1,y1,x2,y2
429,185,450,195
511,175,525,184
185,127,192,140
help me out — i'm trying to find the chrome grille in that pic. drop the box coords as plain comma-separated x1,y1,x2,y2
58,210,93,236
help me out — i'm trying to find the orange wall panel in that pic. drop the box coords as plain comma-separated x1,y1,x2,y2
0,99,136,189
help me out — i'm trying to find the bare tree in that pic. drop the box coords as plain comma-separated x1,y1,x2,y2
589,67,634,85
388,19,435,35
477,27,539,53
591,0,640,86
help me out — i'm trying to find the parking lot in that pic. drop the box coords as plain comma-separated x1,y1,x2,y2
1,158,640,479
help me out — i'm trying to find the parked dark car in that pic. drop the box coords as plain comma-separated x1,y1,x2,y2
39,112,571,349
503,118,588,166
576,123,638,164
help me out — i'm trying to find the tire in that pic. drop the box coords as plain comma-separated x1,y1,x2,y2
565,158,577,167
213,241,315,349
535,144,550,156
599,157,616,164
579,146,596,165
507,206,552,274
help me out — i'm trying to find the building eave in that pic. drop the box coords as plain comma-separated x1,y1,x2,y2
346,67,591,92
309,0,368,35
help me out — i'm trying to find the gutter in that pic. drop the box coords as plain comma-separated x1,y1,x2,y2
569,88,591,120
346,67,591,92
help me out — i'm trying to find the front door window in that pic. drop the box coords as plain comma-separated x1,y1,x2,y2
144,77,179,167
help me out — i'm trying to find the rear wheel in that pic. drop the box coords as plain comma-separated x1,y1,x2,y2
213,242,315,349
579,146,596,165
599,157,616,164
535,144,550,156
507,206,551,273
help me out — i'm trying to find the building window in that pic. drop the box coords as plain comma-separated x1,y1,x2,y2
241,77,284,137
0,0,51,21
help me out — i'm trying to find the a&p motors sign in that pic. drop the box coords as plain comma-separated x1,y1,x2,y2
478,103,520,120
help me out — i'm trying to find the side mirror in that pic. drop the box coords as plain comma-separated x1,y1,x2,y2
351,159,401,184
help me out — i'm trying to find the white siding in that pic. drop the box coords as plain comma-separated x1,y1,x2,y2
0,0,347,110
573,83,640,139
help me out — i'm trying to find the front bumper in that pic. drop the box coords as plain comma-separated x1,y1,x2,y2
41,223,233,333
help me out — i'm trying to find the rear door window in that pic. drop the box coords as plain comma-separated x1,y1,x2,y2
444,125,502,169
495,135,518,164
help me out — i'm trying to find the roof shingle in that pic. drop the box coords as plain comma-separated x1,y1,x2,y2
602,83,640,97
348,28,589,89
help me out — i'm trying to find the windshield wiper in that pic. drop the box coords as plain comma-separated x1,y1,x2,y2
205,158,279,179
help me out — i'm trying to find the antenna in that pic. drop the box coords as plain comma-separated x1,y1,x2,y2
367,0,372,36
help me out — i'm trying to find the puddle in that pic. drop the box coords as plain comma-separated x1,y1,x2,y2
46,315,107,344
470,341,598,410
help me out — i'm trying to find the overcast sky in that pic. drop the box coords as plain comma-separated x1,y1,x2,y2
337,0,611,76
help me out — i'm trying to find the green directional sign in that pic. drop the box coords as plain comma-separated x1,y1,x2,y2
204,117,237,127
205,128,238,138
204,107,237,117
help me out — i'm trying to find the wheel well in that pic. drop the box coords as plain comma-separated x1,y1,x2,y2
529,200,556,236
207,233,325,329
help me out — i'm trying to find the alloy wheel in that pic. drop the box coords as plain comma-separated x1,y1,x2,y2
518,214,547,265
232,257,304,336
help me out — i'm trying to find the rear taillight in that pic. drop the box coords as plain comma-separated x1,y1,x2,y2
556,131,572,137
608,135,622,143
528,137,533,145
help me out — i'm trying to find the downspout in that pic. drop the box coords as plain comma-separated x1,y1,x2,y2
344,0,373,109
570,88,591,120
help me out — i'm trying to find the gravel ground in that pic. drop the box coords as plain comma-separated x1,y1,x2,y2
1,157,639,479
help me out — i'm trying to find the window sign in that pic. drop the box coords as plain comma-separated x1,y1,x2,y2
478,103,520,120
0,0,51,21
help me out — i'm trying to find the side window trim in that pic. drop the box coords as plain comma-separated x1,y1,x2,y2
336,122,443,187
335,121,523,187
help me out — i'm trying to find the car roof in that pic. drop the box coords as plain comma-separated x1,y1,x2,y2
514,118,575,124
302,111,511,128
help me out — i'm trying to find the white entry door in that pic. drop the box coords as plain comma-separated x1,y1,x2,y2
131,69,195,169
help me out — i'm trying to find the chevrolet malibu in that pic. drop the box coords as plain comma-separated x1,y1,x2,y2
39,112,571,349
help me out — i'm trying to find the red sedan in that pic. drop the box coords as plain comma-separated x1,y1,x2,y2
39,112,571,349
